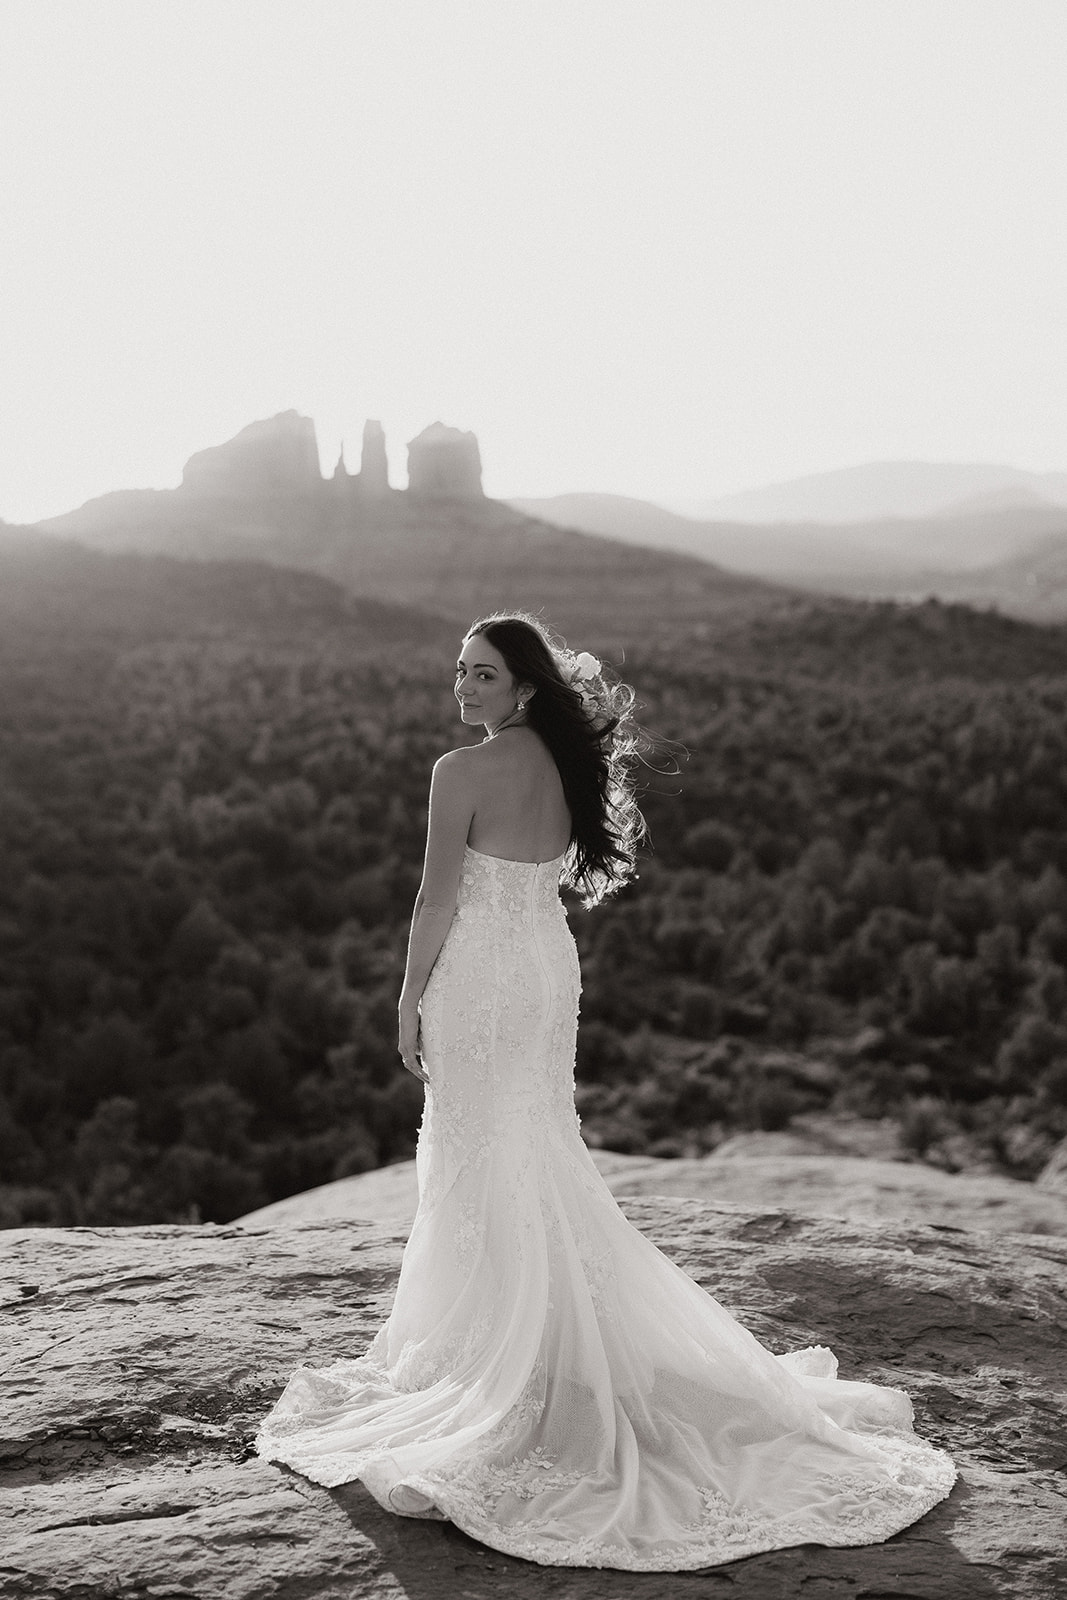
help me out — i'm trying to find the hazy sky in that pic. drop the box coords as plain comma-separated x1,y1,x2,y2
2,1,1065,522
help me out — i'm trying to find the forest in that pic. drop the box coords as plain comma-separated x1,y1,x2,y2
2,536,1067,1226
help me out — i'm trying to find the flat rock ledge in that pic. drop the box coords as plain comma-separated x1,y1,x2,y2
1,1200,1065,1600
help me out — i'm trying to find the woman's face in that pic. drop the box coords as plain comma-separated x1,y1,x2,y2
455,633,522,730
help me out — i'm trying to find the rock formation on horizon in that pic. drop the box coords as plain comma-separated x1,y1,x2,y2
181,410,322,499
179,411,483,504
330,422,391,499
406,421,484,499
360,419,390,495
179,412,485,504
31,406,775,645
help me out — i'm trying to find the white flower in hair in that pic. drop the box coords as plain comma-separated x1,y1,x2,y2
571,651,601,683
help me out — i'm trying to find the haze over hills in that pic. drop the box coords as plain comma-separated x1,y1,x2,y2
31,412,784,652
509,491,1067,621
509,490,1067,568
664,458,1067,524
27,413,1067,623
0,524,456,651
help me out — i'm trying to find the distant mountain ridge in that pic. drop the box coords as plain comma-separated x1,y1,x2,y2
665,459,1067,525
508,491,1067,621
30,417,1067,624
31,412,785,650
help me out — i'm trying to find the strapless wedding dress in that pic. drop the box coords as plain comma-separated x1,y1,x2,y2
256,846,955,1570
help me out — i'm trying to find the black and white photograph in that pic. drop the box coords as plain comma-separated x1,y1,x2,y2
1,3,1065,1594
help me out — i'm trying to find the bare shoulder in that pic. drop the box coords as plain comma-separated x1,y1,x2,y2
435,743,479,769
434,734,535,789
432,744,484,787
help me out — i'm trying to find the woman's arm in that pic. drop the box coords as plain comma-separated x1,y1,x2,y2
397,750,475,1081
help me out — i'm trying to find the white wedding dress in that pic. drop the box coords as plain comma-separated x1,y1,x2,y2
256,845,955,1570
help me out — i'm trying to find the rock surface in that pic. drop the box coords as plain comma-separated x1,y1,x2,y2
360,419,390,494
242,1148,670,1230
2,1202,1065,1599
406,421,484,498
1037,1133,1067,1195
241,1134,1067,1238
180,411,323,499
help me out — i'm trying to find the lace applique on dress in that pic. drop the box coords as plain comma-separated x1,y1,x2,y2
256,846,955,1570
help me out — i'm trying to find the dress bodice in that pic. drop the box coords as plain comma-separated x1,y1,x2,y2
455,844,567,930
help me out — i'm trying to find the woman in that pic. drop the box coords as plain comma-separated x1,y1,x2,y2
257,612,954,1570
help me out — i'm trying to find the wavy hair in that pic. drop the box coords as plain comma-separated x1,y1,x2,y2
466,612,647,906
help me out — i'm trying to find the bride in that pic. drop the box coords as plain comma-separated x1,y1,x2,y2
256,611,955,1570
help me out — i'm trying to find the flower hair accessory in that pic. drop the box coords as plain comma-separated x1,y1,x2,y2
554,647,602,715
557,648,601,686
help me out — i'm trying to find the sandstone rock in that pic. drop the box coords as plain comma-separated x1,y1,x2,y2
708,1110,904,1159
241,1138,1067,1239
1036,1133,1067,1195
242,1147,675,1231
406,421,484,499
181,411,322,499
2,1205,1064,1598
35,439,777,645
360,419,389,494
613,1153,1067,1237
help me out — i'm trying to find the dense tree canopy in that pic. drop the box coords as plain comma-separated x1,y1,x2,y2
2,540,1066,1225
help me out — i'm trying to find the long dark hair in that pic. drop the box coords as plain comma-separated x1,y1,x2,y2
466,612,647,906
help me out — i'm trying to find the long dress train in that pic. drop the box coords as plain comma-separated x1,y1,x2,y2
256,845,955,1570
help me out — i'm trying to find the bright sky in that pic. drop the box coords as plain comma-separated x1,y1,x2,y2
1,0,1065,522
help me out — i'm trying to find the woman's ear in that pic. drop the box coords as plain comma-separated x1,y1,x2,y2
517,683,536,705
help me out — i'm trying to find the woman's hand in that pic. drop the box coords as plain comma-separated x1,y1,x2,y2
398,993,430,1085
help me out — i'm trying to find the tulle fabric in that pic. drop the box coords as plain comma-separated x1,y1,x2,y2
256,846,955,1569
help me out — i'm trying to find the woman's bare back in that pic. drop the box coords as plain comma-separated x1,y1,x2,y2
464,727,571,862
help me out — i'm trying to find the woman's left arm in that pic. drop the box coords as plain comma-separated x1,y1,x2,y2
398,750,475,1081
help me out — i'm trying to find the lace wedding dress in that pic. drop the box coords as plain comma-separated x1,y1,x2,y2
257,845,955,1570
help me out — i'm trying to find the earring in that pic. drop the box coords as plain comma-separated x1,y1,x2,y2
517,699,527,711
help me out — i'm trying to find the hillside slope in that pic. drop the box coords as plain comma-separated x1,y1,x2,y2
509,492,1067,619
670,458,1067,524
35,485,786,651
0,527,456,660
